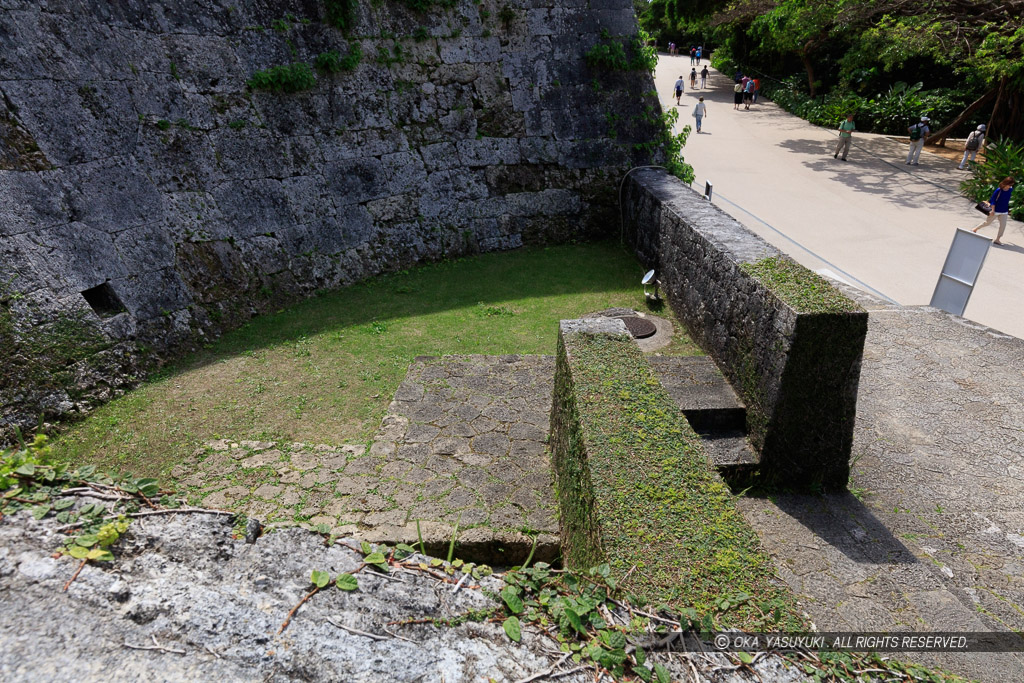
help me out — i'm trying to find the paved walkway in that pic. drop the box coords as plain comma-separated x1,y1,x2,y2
735,289,1024,682
175,355,559,564
654,55,1024,339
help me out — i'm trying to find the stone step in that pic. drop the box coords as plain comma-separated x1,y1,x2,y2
649,355,747,433
698,431,760,470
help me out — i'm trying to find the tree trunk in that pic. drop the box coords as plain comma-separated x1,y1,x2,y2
798,41,815,96
925,88,997,146
986,75,1007,138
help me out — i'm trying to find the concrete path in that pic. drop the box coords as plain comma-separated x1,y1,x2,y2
654,55,1024,339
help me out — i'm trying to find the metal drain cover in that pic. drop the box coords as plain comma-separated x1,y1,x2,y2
621,316,657,339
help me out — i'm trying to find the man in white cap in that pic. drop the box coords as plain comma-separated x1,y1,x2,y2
958,124,986,169
906,116,931,165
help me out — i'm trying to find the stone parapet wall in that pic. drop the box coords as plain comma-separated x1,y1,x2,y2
548,318,797,621
0,0,660,436
623,169,867,490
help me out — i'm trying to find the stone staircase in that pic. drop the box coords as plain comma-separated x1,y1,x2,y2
648,356,759,472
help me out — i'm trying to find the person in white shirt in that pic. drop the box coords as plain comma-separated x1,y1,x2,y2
674,76,684,105
906,116,930,165
958,124,986,170
693,97,707,133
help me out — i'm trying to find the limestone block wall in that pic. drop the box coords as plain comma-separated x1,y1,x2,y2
623,169,867,490
0,0,661,436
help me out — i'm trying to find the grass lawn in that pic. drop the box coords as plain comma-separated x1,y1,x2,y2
51,241,701,478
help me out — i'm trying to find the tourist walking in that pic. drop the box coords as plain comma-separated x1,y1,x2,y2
906,116,930,165
834,114,855,161
971,177,1015,245
693,97,707,133
696,46,702,63
690,47,696,65
700,66,708,89
689,68,697,89
673,75,684,105
958,124,986,169
743,78,755,109
733,81,743,110
752,77,761,103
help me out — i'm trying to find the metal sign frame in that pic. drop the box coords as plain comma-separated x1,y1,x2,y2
929,228,992,317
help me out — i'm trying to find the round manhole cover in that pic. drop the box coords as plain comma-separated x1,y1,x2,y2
621,316,657,339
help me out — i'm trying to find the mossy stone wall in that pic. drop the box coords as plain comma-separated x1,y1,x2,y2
622,169,867,490
549,318,800,627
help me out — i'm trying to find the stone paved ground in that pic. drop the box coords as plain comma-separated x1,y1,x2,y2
174,355,557,564
736,301,1024,682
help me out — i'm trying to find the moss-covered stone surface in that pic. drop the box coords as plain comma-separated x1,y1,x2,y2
740,256,863,315
550,319,803,630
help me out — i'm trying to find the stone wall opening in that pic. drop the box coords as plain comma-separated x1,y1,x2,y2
80,282,126,319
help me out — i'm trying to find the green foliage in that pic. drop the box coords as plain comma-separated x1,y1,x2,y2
310,569,331,587
156,119,171,130
960,137,1024,221
335,573,359,590
740,256,862,314
585,29,658,72
247,62,317,93
0,434,167,571
227,119,247,130
634,106,695,184
397,0,456,12
762,77,967,136
315,44,363,73
323,0,358,31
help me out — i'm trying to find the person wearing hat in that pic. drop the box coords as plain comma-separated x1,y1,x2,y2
906,116,931,165
958,124,987,170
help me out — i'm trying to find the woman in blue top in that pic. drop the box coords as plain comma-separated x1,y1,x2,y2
971,176,1015,245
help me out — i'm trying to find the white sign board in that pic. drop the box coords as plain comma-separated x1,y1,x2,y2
930,229,991,317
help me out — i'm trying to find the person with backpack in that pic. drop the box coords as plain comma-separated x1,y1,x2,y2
673,75,684,106
743,77,756,109
690,46,696,65
689,68,697,89
906,116,930,165
700,65,709,89
970,176,1015,245
733,80,744,110
958,124,986,170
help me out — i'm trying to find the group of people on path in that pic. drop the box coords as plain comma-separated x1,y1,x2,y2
666,44,705,65
732,73,759,110
834,115,990,172
673,66,709,103
833,113,1013,244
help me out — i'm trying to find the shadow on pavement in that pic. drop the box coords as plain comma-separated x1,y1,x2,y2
769,492,919,565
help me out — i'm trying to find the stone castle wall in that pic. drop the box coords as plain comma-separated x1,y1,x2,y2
0,0,661,435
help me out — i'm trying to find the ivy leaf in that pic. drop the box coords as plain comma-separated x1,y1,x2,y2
4,487,22,498
137,479,161,497
68,545,90,559
363,552,386,565
500,586,525,614
335,573,359,591
14,463,35,476
87,548,115,561
605,630,626,650
310,570,330,588
635,647,647,666
315,523,330,534
654,663,671,683
55,511,72,524
360,540,372,555
634,664,653,682
31,505,51,520
564,608,585,634
75,534,99,548
736,651,754,664
53,498,76,511
502,616,522,642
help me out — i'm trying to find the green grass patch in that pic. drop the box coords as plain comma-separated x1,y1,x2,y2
51,242,701,478
740,256,863,315
550,326,803,631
